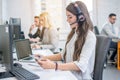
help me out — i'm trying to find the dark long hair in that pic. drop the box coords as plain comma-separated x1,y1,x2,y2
64,1,93,61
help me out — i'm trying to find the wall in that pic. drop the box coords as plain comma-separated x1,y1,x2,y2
1,0,69,41
0,0,2,24
4,0,34,38
93,0,120,32
2,0,7,24
2,0,120,37
45,0,64,30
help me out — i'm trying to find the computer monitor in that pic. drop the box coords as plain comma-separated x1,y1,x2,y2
0,25,39,79
14,39,32,60
11,24,21,40
9,18,22,40
0,25,13,71
9,18,21,25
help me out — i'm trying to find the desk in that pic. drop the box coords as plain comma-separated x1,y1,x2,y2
0,62,77,80
117,41,120,70
0,49,78,80
22,62,78,80
32,49,53,56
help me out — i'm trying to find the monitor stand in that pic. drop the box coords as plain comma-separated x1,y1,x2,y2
0,71,14,79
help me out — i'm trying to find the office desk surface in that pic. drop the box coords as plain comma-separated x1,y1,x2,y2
1,49,78,80
0,62,77,80
21,62,77,80
32,49,53,55
117,41,120,70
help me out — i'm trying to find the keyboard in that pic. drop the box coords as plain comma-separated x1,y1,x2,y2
11,66,39,80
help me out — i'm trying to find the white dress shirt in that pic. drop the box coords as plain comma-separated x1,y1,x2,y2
101,22,119,42
61,30,96,80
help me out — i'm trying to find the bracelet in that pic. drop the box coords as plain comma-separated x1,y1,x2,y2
55,62,58,71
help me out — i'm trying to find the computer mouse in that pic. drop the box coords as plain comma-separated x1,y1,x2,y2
13,63,22,67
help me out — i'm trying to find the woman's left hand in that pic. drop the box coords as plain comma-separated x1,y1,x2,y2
37,58,56,69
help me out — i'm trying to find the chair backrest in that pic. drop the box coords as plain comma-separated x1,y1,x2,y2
94,26,99,35
93,35,111,80
20,31,25,39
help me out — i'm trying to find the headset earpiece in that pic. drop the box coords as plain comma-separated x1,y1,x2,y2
74,3,85,22
78,13,85,22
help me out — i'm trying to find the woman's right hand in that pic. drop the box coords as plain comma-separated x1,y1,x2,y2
34,54,42,57
34,54,44,61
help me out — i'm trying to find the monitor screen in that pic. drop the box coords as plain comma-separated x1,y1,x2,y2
0,25,13,71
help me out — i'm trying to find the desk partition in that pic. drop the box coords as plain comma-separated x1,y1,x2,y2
117,41,120,70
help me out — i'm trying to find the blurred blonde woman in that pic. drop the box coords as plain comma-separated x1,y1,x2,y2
32,12,59,51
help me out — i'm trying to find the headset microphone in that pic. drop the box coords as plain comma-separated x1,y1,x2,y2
70,21,78,25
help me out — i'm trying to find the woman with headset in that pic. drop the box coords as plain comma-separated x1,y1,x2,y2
35,1,96,80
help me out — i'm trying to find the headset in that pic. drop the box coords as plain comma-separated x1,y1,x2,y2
70,3,86,25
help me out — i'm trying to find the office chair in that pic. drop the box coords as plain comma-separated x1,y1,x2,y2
93,26,100,35
107,41,117,65
93,35,111,80
20,31,25,39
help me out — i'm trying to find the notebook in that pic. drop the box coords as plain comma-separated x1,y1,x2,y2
14,39,35,62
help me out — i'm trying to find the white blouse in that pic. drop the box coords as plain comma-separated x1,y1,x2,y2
61,30,96,80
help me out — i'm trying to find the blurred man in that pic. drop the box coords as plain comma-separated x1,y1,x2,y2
101,13,119,62
28,16,40,42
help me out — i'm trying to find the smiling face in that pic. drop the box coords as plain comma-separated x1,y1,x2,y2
39,16,44,27
66,10,78,29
